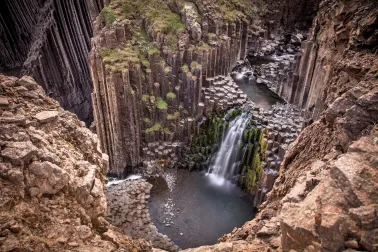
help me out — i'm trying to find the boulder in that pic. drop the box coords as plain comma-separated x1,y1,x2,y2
0,97,9,106
349,205,378,230
34,110,59,123
1,141,37,165
16,76,39,90
28,161,69,195
360,229,378,251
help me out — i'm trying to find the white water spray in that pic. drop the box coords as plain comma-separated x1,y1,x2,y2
207,113,249,185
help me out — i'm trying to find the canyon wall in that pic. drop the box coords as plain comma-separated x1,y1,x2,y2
0,0,106,123
184,0,378,251
90,0,252,175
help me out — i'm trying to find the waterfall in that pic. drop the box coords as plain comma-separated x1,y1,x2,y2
207,113,249,185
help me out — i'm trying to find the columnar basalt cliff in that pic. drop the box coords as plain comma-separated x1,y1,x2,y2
1,0,377,251
0,0,105,123
90,0,254,175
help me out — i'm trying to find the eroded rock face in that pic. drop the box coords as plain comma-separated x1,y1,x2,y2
0,75,151,252
0,0,105,124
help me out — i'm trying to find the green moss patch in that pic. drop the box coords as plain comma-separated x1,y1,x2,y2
156,97,168,110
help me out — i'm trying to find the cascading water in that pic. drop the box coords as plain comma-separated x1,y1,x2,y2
207,113,249,185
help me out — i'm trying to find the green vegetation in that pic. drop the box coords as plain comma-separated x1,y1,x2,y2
190,61,202,71
162,127,173,134
143,118,151,124
156,97,168,110
239,125,268,194
198,43,211,51
164,34,179,51
167,111,180,120
99,44,139,72
148,47,160,55
135,30,158,56
102,7,117,25
145,122,162,134
166,92,177,100
214,0,259,22
145,3,186,35
110,0,185,51
145,122,173,135
181,64,189,73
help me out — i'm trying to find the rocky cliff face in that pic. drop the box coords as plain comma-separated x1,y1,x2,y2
90,0,254,175
0,75,151,251
0,0,105,124
182,0,378,251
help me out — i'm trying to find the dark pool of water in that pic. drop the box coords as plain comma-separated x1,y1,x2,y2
148,170,256,249
236,78,283,110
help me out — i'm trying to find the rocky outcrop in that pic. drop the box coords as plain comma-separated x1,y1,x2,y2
0,0,105,123
0,75,151,251
106,179,180,251
90,0,251,175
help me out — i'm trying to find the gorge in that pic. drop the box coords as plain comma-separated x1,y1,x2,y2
1,0,378,251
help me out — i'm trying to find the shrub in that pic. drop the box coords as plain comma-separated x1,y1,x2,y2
142,94,149,103
166,92,176,100
102,7,117,25
147,47,159,55
167,111,180,120
145,122,162,134
190,61,202,70
143,118,151,124
156,97,168,110
181,64,189,73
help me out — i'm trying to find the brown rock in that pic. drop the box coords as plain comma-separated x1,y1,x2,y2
68,242,80,247
349,205,378,230
34,110,59,123
360,229,378,251
28,161,69,195
2,235,20,252
56,237,68,244
344,240,359,249
9,224,21,233
76,225,93,240
0,97,9,106
0,141,37,165
16,76,39,90
0,116,26,126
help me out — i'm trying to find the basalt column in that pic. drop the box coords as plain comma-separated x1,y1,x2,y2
90,1,251,175
0,0,105,123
